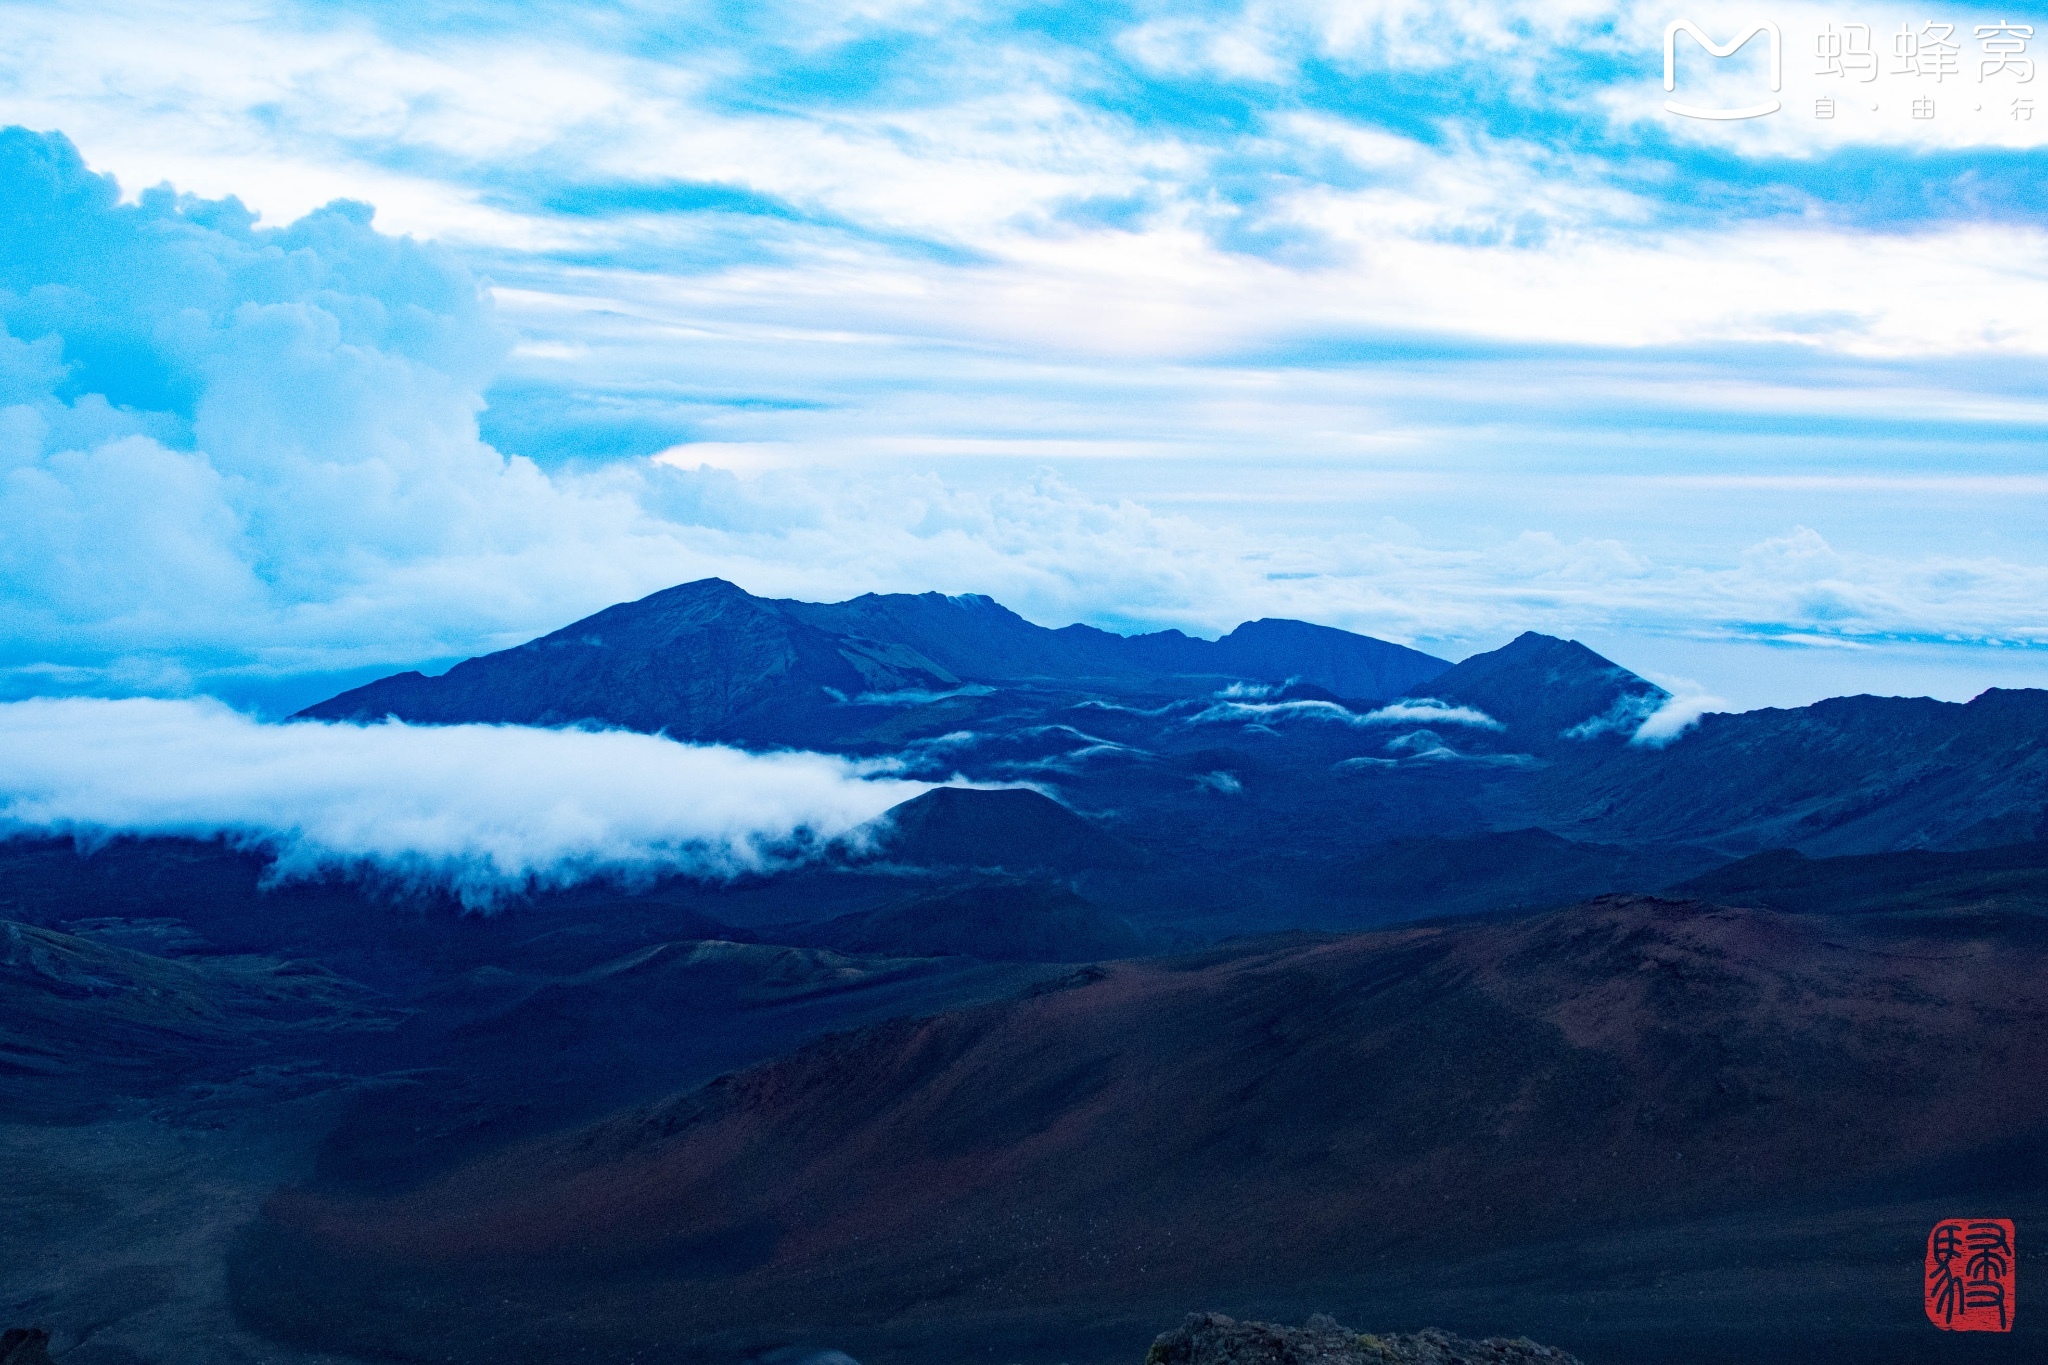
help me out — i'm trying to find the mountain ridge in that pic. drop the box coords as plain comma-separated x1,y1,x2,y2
296,578,1453,739
287,579,2048,890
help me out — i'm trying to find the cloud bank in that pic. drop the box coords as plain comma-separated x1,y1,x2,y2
0,698,930,904
1,122,2045,717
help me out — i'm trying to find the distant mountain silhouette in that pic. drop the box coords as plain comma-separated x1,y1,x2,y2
297,579,1451,739
1668,838,2048,915
1540,687,2048,855
280,584,2048,903
297,578,950,740
1403,631,1669,741
785,590,1450,699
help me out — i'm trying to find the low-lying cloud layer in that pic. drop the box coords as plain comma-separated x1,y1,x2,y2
0,698,930,904
1190,696,1505,729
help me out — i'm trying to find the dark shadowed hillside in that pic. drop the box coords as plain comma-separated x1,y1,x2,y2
777,879,1149,962
867,785,1142,872
1669,839,2048,915
1324,828,1724,919
0,920,395,1121
238,894,2048,1365
1536,687,2048,855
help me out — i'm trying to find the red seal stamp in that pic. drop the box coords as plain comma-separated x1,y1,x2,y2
1926,1218,2015,1332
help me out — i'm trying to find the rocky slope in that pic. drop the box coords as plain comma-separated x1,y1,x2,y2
237,893,2048,1363
1146,1313,1581,1365
0,919,395,1120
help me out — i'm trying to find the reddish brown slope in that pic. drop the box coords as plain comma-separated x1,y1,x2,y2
238,897,2048,1363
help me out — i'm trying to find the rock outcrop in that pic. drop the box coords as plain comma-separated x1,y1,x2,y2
1146,1312,1582,1365
0,1328,55,1365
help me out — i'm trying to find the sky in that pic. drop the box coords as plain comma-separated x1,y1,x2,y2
5,0,2048,716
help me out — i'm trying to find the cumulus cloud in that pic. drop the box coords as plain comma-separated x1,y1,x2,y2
0,129,691,697
0,698,930,904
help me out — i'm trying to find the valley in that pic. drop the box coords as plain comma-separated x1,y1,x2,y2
8,580,2048,1364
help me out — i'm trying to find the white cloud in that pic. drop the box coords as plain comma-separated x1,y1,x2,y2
1381,727,1539,765
0,697,931,904
10,0,2048,366
1359,699,1504,728
1187,696,1507,728
1630,691,1728,746
1,18,2047,720
1624,667,1730,746
1560,690,1666,740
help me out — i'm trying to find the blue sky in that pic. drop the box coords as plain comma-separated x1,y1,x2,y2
4,0,2048,714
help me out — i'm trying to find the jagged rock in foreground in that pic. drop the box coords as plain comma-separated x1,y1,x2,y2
1146,1312,1582,1365
0,1328,55,1365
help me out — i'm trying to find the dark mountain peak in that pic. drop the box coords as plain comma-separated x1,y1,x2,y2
299,579,1451,736
776,588,1060,681
788,587,1028,627
522,576,772,644
1408,632,1668,741
869,786,1140,871
300,575,956,736
647,575,748,601
1085,623,1192,643
1966,686,2048,719
1472,631,1629,678
1224,616,1366,645
545,576,753,630
1208,617,1448,701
